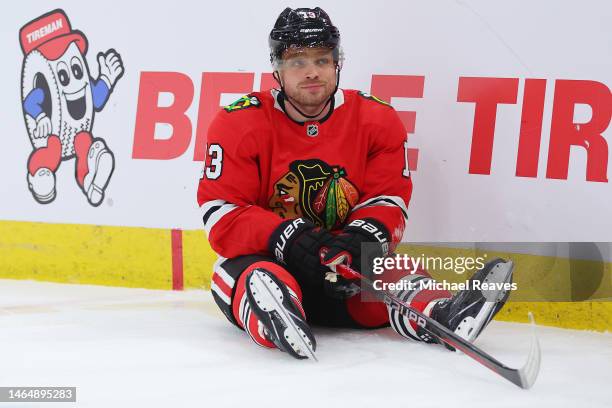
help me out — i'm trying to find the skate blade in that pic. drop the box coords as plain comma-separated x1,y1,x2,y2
249,270,317,361
460,260,515,343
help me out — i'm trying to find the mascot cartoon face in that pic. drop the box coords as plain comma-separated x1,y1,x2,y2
52,42,92,122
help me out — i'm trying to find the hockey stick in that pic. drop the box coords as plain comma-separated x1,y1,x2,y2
331,262,541,389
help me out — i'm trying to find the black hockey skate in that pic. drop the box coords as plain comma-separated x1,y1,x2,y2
245,268,317,360
429,258,514,348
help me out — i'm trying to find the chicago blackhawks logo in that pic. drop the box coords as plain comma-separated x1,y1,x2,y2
268,159,360,230
223,94,260,112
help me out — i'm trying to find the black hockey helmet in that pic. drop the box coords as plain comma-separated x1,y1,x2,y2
269,7,342,67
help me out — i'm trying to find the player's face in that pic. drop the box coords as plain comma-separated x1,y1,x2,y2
277,47,337,109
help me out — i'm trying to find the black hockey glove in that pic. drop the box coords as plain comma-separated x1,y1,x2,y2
269,218,334,285
320,218,391,299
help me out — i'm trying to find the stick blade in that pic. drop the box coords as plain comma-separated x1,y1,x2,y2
517,312,542,389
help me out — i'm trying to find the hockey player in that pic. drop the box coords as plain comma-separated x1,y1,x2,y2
197,7,513,359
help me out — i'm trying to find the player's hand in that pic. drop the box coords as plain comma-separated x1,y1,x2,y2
269,218,333,284
34,114,52,139
319,247,361,299
321,218,391,275
97,49,124,89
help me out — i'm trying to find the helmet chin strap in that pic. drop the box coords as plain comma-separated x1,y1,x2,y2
274,67,341,121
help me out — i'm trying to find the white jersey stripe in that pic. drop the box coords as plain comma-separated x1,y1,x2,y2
351,195,409,220
201,199,227,215
203,203,238,235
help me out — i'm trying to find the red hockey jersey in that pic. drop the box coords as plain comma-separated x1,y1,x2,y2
197,88,413,259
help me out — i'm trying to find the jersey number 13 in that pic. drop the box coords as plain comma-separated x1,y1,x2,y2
204,143,224,180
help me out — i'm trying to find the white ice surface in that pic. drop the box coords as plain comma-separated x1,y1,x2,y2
0,279,610,408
